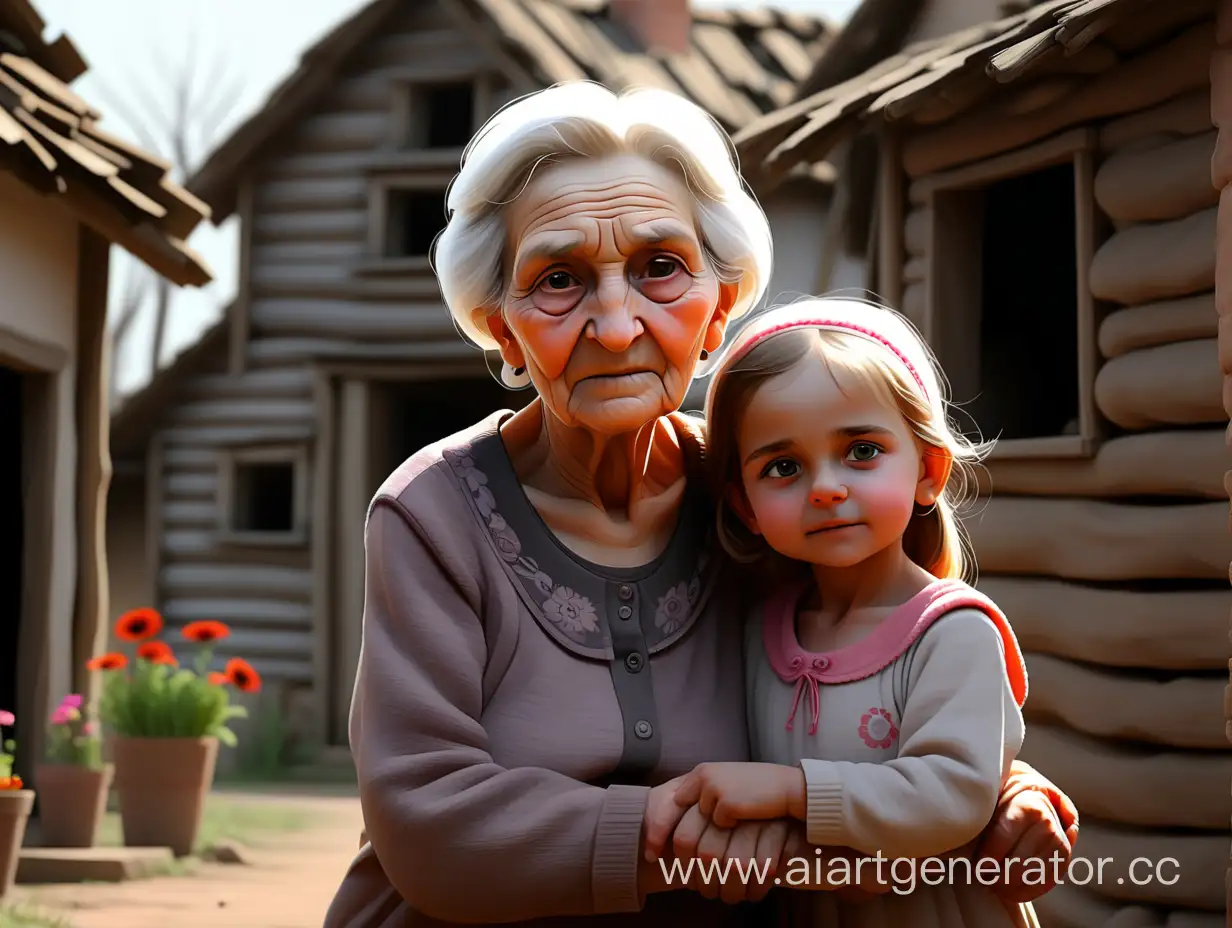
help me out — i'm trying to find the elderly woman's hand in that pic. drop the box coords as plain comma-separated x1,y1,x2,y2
978,766,1078,903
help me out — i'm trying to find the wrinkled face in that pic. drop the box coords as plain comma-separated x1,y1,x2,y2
735,357,942,569
488,154,736,435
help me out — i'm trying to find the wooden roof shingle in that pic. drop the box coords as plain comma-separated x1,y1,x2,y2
188,0,836,222
0,0,212,286
732,0,1161,182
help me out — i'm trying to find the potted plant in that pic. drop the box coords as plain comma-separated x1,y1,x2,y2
33,694,110,847
87,608,262,857
0,710,33,899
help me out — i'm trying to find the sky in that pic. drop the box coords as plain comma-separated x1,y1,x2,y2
32,0,861,397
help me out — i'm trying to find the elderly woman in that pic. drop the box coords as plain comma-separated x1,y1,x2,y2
324,83,1076,928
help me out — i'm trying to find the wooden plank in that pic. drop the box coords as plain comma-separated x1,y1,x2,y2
966,497,1232,580
691,23,774,95
664,51,760,128
183,367,315,402
246,336,480,366
162,598,312,626
160,447,218,469
258,150,374,182
877,126,905,309
163,472,215,498
334,379,370,741
311,372,336,746
161,501,217,526
250,301,459,341
978,574,1228,670
230,175,253,375
71,229,110,706
1073,137,1105,447
251,210,368,244
163,398,317,428
250,241,365,266
159,563,313,598
145,436,165,613
157,424,316,447
1017,722,1230,830
252,177,367,213
758,29,814,82
1023,652,1227,749
910,125,1093,199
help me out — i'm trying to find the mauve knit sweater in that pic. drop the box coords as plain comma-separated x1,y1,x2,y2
322,410,762,928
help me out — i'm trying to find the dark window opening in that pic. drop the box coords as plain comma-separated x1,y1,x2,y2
934,162,1079,444
0,367,22,770
232,462,295,533
385,189,447,258
975,163,1078,441
412,83,474,149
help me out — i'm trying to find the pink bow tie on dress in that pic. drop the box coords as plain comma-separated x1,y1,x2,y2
783,654,831,736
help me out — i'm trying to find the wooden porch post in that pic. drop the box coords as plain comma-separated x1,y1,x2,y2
1211,1,1232,913
72,229,112,702
333,378,371,742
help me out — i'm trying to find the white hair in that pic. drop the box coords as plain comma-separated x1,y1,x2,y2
433,81,774,351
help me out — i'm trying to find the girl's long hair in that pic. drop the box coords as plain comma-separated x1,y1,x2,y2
703,300,992,584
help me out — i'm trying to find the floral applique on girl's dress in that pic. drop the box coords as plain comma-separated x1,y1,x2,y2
858,707,899,750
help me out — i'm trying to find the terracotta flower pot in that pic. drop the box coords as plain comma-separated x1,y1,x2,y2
0,790,33,898
112,736,217,857
34,763,113,847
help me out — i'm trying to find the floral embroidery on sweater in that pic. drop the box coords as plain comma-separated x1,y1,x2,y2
444,448,604,646
858,707,899,750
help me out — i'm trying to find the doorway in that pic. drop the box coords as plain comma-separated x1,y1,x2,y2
0,367,22,755
375,375,530,480
326,371,533,745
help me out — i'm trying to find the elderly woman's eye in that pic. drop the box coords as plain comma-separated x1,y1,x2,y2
541,270,577,290
645,257,682,278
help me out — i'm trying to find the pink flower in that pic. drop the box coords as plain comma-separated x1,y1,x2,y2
0,711,13,727
59,694,83,710
50,707,70,725
858,707,899,750
82,721,98,736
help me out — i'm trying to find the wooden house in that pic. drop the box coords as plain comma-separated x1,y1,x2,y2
0,0,211,776
736,0,1231,924
105,0,843,761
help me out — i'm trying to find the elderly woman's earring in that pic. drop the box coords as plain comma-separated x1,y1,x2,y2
500,361,532,390
700,349,709,361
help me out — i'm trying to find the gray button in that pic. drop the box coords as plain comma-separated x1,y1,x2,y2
625,652,643,673
617,605,633,620
634,720,653,739
618,584,634,601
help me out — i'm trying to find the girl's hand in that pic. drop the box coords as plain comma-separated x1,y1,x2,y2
672,762,807,828
643,776,691,863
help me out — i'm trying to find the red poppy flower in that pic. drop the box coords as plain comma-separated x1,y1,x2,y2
225,658,261,694
114,608,163,642
136,641,178,667
181,621,230,644
0,776,23,790
207,672,230,686
86,653,128,672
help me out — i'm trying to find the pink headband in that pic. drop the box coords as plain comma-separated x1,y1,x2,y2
724,315,930,400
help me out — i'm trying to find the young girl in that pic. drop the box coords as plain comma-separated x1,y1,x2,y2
650,297,1036,926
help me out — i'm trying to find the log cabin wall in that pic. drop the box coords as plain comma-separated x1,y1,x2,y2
1212,0,1232,915
148,2,512,754
896,21,1231,927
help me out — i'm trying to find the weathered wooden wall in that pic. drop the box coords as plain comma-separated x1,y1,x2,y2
1211,0,1232,917
899,34,1229,927
146,2,503,750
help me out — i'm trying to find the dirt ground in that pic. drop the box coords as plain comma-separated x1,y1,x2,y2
10,792,364,928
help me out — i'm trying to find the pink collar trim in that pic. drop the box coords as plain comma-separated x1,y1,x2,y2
761,578,1028,735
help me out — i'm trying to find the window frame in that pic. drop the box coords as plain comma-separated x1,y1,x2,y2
215,444,310,547
921,126,1104,460
364,172,453,269
390,73,492,153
